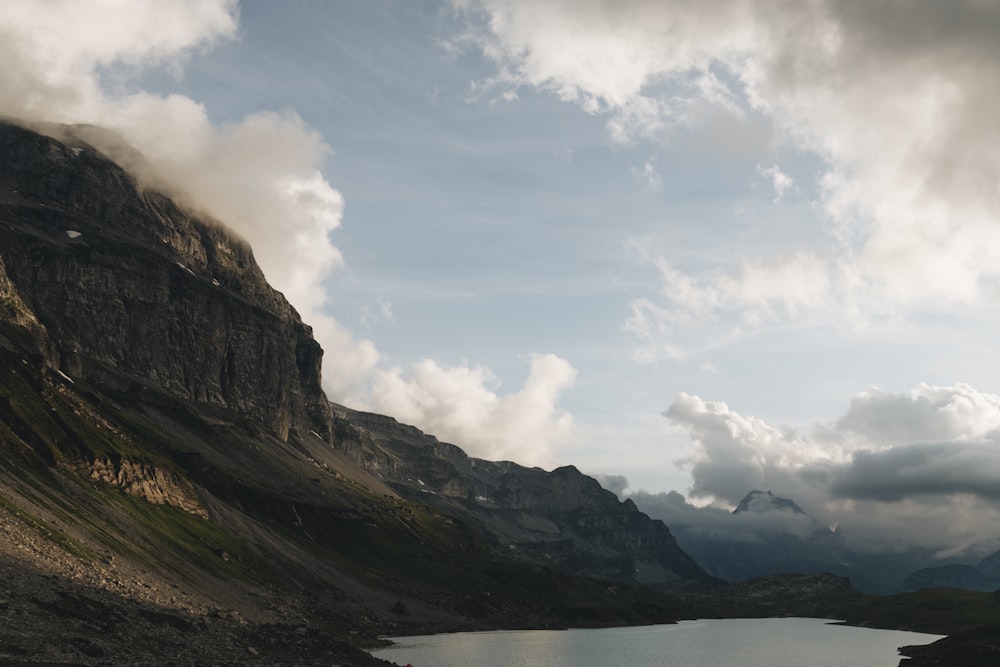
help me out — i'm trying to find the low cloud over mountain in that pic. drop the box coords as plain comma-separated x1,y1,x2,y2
0,0,579,466
602,383,1000,554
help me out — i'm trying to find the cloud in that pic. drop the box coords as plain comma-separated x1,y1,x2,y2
626,488,815,544
758,163,792,202
361,300,395,327
592,473,629,497
0,1,585,469
819,383,1000,502
135,106,382,396
0,0,238,121
631,156,662,192
626,251,832,361
371,354,577,467
0,0,380,399
837,383,1000,446
452,0,756,114
659,383,1000,551
824,441,1000,502
665,392,828,506
455,0,1000,355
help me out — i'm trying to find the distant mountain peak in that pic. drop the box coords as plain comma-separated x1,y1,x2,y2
733,490,807,515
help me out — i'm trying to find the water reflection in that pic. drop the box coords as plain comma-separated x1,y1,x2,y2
372,618,945,667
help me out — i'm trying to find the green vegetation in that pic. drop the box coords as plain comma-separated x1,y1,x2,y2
101,490,274,584
0,346,177,474
833,588,1000,635
6,334,999,655
0,345,702,634
0,490,94,560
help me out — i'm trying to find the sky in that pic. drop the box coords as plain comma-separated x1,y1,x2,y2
4,0,1000,556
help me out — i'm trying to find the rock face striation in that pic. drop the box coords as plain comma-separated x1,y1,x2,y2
78,456,207,518
332,406,710,589
0,121,331,441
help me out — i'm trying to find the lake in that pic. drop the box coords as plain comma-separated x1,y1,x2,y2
370,617,945,666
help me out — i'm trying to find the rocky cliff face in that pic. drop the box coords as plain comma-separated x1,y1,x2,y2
0,121,330,441
333,406,711,589
78,457,207,518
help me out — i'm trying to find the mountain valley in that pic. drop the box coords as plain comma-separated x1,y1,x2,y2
0,119,997,665
0,120,718,664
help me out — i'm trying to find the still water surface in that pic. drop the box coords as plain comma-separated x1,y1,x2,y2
371,617,944,667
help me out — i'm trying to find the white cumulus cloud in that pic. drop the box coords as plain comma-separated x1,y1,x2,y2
371,354,577,467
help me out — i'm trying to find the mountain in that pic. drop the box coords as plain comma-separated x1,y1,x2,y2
901,565,994,592
901,548,1000,593
0,119,712,663
331,406,708,590
668,490,935,594
3,116,995,667
733,490,806,515
0,120,332,441
977,549,1000,582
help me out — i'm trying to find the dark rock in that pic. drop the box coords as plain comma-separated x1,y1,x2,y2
332,405,712,590
733,490,806,515
0,120,332,442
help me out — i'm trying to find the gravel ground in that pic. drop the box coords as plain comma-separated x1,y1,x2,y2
0,503,391,666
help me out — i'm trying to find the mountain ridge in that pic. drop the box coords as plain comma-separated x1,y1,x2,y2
332,403,709,589
0,120,331,442
4,118,991,666
665,489,938,594
0,119,714,663
733,489,807,515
